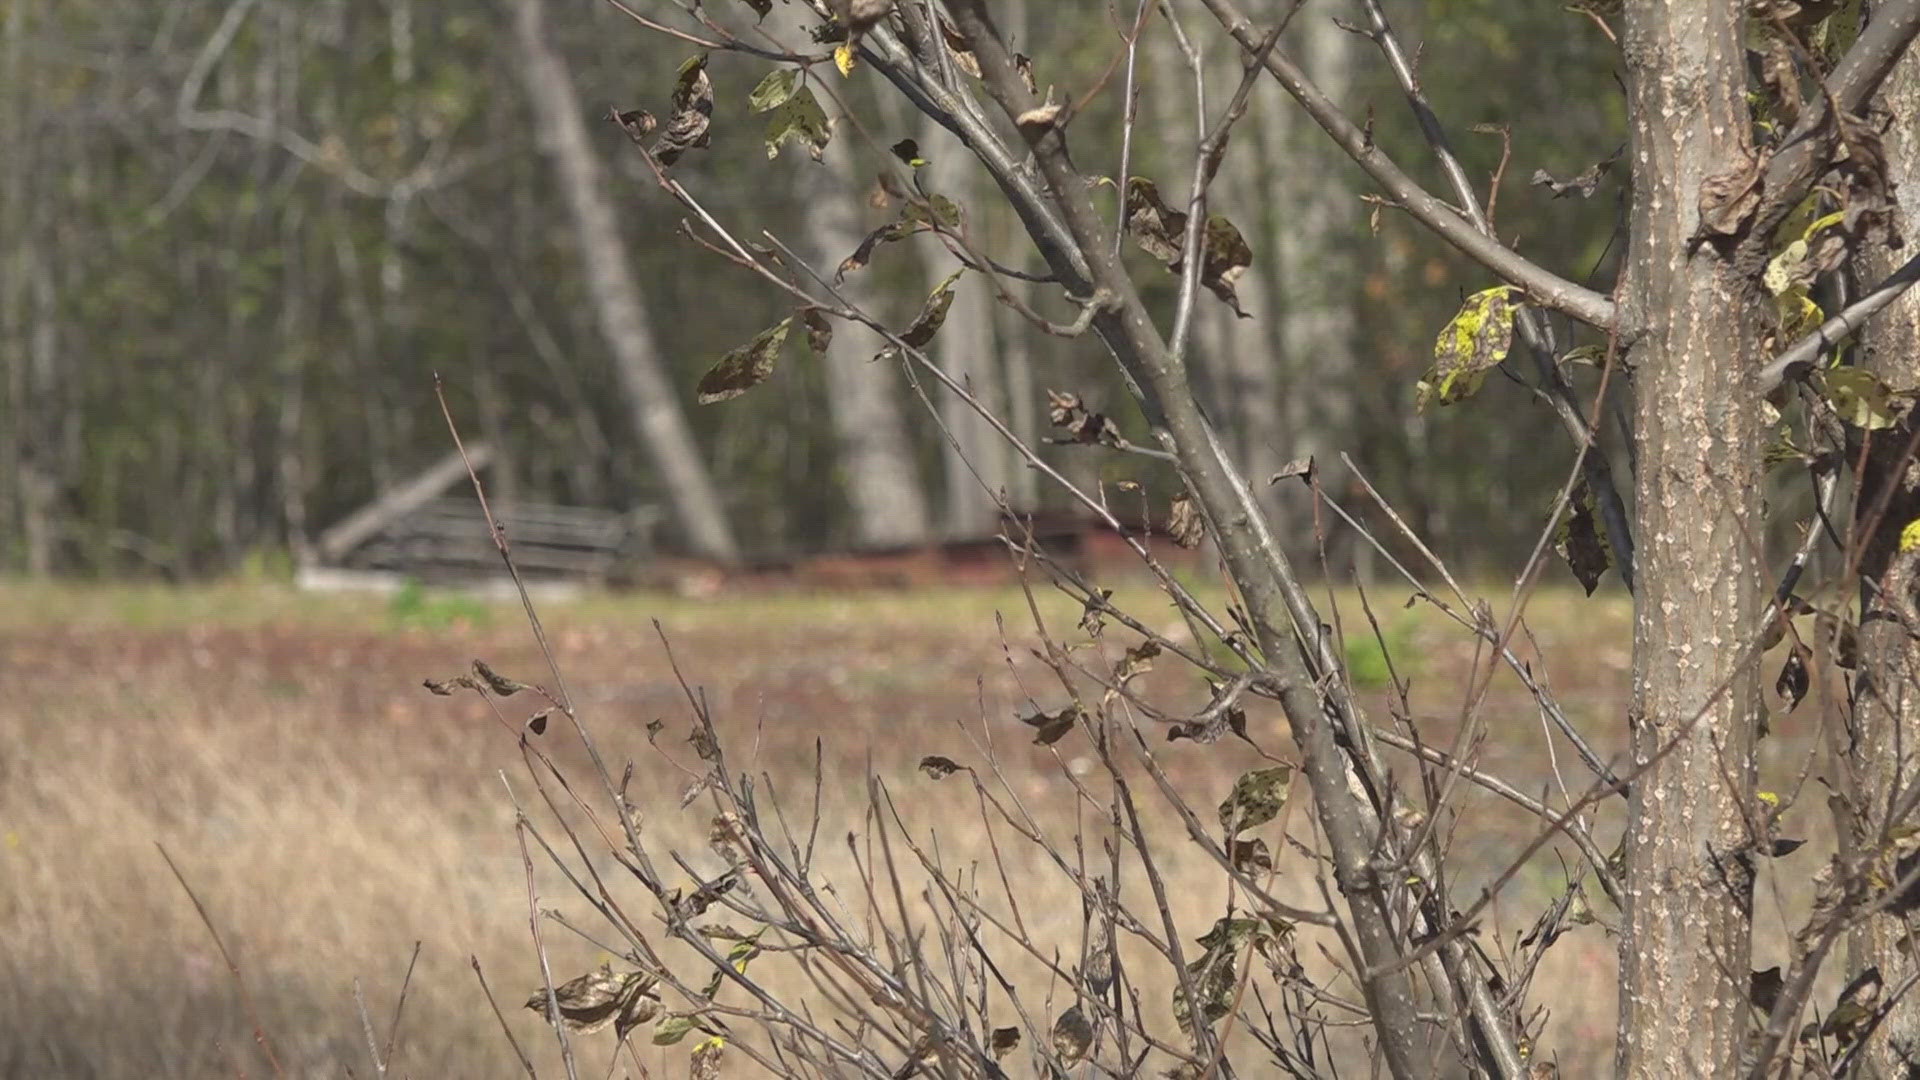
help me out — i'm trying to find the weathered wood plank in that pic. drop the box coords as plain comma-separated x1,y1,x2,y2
316,444,494,563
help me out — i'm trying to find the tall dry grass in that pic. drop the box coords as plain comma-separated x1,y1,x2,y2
0,579,1748,1077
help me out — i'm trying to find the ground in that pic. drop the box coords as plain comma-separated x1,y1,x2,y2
0,575,1831,1077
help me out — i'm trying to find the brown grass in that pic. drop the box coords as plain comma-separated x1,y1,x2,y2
0,577,1837,1077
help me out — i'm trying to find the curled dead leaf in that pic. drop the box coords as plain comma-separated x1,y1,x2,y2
1050,1005,1093,1064
1167,492,1206,549
1019,704,1082,746
472,658,526,696
918,755,964,779
525,965,661,1037
654,55,714,167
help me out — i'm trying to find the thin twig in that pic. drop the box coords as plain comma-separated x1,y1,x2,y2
157,844,286,1079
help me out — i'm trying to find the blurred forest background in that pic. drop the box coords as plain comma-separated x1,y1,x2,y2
0,0,1628,579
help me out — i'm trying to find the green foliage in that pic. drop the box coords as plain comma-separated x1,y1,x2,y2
388,579,490,631
0,0,1645,576
750,69,830,161
1344,619,1417,690
234,548,296,584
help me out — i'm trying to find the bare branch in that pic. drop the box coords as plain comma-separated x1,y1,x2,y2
1759,249,1920,394
1349,0,1636,591
1744,0,1920,265
1195,0,1619,330
942,0,1501,1071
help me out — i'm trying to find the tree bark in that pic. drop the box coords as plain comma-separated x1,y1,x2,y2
1190,56,1286,517
506,0,740,563
1846,16,1920,1073
994,0,1040,512
0,0,26,572
790,94,932,549
920,115,1011,537
1272,10,1357,497
1616,2,1764,1074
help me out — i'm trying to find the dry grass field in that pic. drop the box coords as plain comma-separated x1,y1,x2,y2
0,575,1841,1078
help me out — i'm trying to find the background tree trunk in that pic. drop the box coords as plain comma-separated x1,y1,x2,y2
790,91,933,549
1174,20,1358,547
0,0,28,572
506,0,739,563
1191,62,1286,517
920,116,1011,537
1616,2,1764,1073
1271,10,1357,500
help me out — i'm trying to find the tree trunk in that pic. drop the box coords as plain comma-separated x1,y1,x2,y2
22,246,62,575
1616,2,1764,1074
995,0,1040,512
1846,18,1920,1073
0,0,26,572
1192,74,1285,515
507,0,740,563
789,87,932,549
1272,10,1357,499
920,115,1011,537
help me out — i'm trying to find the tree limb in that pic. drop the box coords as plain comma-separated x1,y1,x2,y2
1758,249,1920,394
941,2,1516,1073
1744,0,1920,265
1194,0,1618,331
1350,0,1635,591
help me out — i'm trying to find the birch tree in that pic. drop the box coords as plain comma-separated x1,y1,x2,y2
508,0,740,563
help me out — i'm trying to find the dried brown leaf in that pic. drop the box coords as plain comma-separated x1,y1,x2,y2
655,55,714,167
1078,587,1114,637
1695,149,1765,240
1219,765,1293,835
472,658,526,696
1114,639,1160,683
1269,456,1314,485
1555,481,1612,595
1529,147,1620,199
1168,492,1205,549
697,317,793,404
1227,836,1273,874
525,966,659,1037
611,108,657,144
1018,704,1082,746
800,307,834,354
837,222,912,281
1050,1005,1092,1064
689,1035,725,1080
1044,389,1122,448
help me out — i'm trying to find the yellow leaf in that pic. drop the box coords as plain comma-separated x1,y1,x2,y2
834,42,856,76
1419,286,1520,412
1803,209,1847,241
1901,519,1920,554
1776,288,1823,339
1821,367,1898,431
